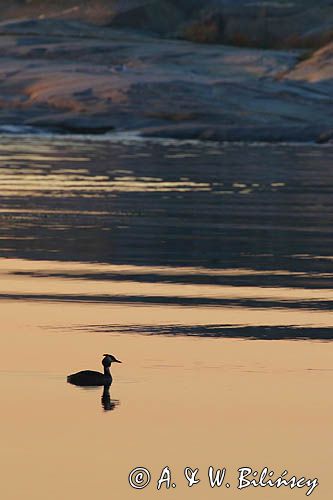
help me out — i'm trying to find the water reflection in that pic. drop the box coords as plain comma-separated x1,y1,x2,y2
69,384,120,412
101,385,119,412
1,137,333,275
77,324,333,341
2,290,333,311
2,258,333,311
0,136,332,500
1,137,333,339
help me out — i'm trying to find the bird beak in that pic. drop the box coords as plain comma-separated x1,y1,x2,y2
115,359,122,363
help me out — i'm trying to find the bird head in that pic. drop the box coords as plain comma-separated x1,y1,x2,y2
102,353,122,367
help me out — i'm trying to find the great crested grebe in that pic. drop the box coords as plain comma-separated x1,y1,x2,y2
67,354,122,386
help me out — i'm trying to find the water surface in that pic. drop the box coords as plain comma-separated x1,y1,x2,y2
0,136,332,499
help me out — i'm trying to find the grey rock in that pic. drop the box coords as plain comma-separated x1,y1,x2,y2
0,17,332,142
1,1,333,49
140,124,329,143
317,129,333,144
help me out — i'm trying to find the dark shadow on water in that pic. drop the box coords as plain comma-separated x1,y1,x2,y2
75,324,333,341
2,292,333,312
68,383,120,412
11,269,333,290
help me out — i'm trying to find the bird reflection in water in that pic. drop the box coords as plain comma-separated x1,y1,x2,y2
68,383,120,412
101,384,120,412
67,354,121,412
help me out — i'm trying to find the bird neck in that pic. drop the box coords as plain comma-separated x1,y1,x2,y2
104,366,111,377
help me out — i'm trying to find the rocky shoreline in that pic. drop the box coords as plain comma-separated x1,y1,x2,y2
0,4,332,143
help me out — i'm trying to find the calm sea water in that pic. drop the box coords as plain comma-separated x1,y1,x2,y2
0,135,332,500
1,135,333,339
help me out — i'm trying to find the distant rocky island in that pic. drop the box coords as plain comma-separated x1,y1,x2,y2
0,0,332,142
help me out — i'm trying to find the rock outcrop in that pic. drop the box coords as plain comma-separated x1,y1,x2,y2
0,6,332,142
1,1,333,49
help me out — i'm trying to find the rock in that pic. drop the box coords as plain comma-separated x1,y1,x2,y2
25,114,115,134
140,124,329,143
1,1,333,49
182,11,225,44
0,18,332,141
179,1,333,49
284,41,333,83
109,1,186,35
317,129,333,144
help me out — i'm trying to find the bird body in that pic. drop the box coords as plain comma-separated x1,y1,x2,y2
67,354,121,386
67,369,112,386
